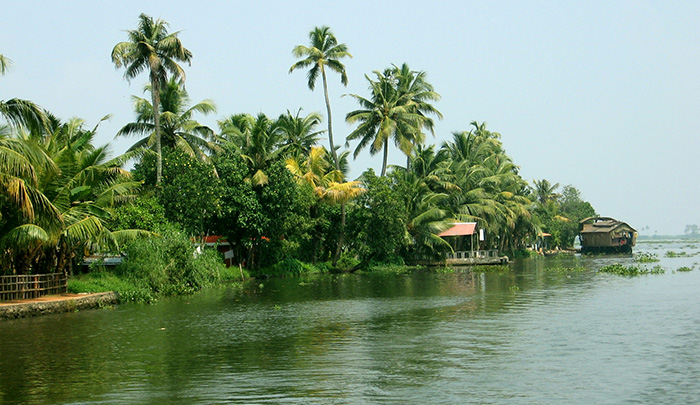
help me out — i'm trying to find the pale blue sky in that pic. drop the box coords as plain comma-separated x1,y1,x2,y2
2,1,699,235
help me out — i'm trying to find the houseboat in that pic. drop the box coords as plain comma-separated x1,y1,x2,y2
578,217,637,253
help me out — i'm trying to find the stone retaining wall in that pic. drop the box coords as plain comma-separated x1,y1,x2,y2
0,292,119,320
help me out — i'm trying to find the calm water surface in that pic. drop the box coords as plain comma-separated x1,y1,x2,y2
1,240,700,403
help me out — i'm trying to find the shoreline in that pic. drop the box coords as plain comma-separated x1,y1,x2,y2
0,292,119,321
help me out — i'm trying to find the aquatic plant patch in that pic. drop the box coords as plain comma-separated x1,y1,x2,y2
634,252,660,263
544,266,587,272
676,266,694,272
476,265,512,273
598,263,665,276
666,250,699,258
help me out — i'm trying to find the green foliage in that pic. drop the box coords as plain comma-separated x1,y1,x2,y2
512,249,540,258
332,255,360,271
677,266,693,272
112,228,228,299
347,169,408,262
475,265,512,273
109,195,170,232
532,183,596,249
134,148,221,236
598,263,665,276
0,116,143,275
213,145,314,269
256,258,330,278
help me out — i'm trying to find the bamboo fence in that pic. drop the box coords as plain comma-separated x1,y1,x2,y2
0,273,67,301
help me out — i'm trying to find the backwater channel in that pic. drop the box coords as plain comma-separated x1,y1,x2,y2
1,239,700,403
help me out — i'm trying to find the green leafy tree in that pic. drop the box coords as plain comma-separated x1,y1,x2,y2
133,148,221,236
289,26,352,169
214,144,313,269
112,13,193,184
109,195,170,233
347,169,407,264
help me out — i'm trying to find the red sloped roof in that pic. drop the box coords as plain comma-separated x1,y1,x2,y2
202,235,227,244
438,222,477,237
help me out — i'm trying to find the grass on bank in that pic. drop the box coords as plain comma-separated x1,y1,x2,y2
69,229,248,303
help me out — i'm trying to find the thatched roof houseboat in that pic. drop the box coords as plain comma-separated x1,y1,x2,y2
578,217,637,253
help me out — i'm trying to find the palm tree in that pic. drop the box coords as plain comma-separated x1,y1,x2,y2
289,26,352,169
218,113,284,187
112,13,192,184
532,178,561,205
392,146,454,260
277,109,324,160
286,146,364,264
1,118,145,275
117,77,217,164
0,53,46,133
346,64,441,176
0,54,10,75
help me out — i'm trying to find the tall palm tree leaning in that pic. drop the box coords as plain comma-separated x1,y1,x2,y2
289,26,352,170
111,13,192,184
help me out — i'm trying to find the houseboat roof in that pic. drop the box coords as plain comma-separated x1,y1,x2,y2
579,217,636,234
438,222,477,237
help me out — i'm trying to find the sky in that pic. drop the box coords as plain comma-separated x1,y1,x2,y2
2,1,699,235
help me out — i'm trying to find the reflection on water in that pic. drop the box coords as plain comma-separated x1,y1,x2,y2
1,240,699,403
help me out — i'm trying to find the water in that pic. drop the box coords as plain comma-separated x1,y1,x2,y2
1,240,699,403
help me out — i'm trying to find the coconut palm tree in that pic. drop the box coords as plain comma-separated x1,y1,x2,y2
218,113,284,187
532,178,561,205
117,77,217,165
112,13,192,184
289,26,352,169
277,109,324,160
346,64,441,176
1,118,145,275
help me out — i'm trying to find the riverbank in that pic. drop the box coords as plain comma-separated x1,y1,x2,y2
0,292,118,321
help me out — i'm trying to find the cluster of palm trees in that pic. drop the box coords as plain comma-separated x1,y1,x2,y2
381,122,534,260
0,111,147,274
1,15,596,275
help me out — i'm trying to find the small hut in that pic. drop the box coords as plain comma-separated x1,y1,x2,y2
578,217,637,253
438,222,478,253
437,222,508,265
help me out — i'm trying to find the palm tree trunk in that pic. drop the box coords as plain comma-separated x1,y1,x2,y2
321,68,339,170
150,76,163,184
381,138,389,176
332,202,346,266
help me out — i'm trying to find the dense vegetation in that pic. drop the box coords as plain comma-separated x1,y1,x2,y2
1,16,597,295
